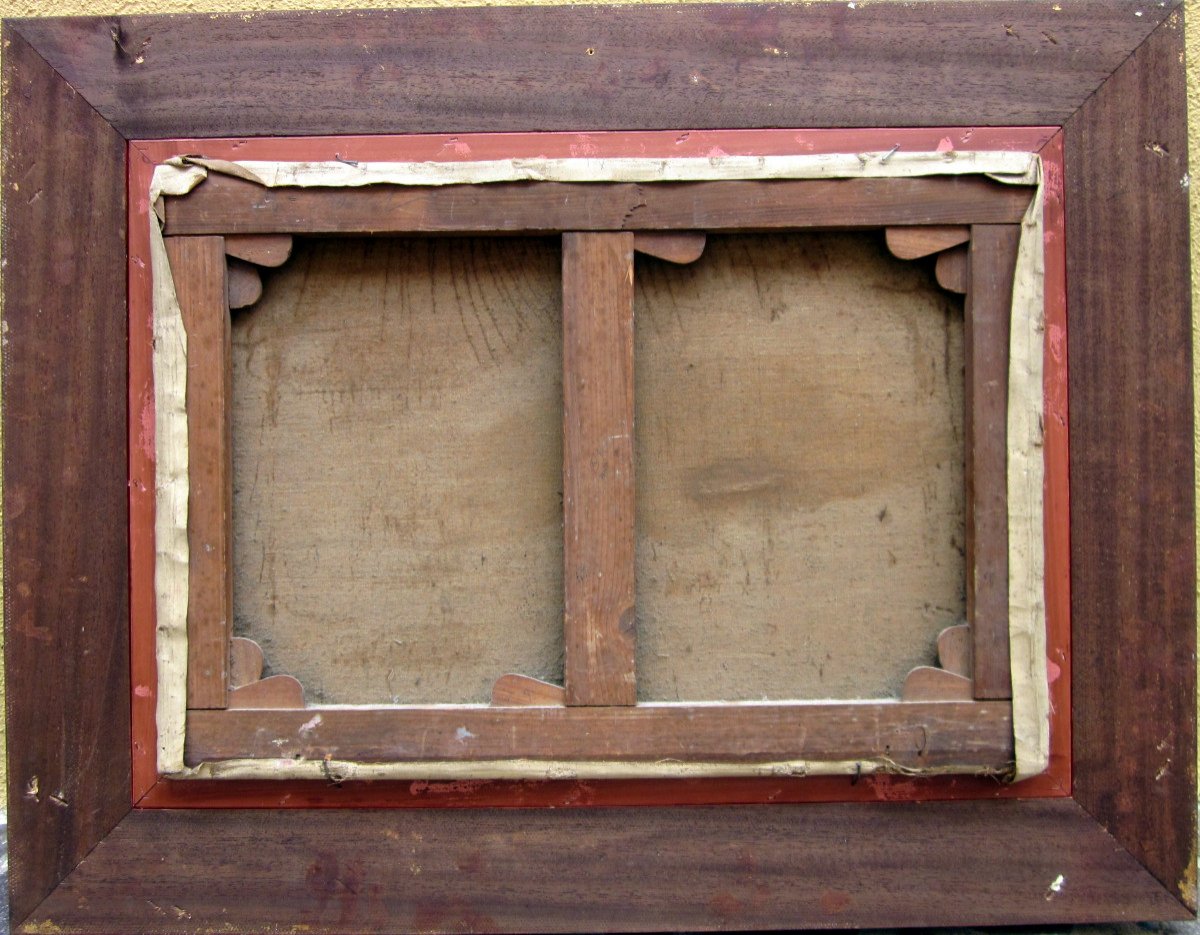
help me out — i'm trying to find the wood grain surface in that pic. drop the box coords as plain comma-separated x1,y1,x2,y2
965,225,1018,699
226,675,305,710
23,801,1190,932
937,624,973,678
0,24,132,925
490,674,566,707
885,226,970,261
562,233,637,706
225,234,293,268
228,637,265,689
185,701,1012,769
163,175,1033,236
901,667,975,702
1065,12,1198,909
9,3,1174,137
633,232,707,265
226,259,263,310
935,246,970,294
165,236,233,709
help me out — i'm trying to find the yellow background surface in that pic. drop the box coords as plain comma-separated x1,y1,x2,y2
0,0,1198,805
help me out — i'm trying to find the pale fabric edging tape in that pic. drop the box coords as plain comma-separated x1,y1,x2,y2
1006,160,1050,781
149,151,1048,781
149,162,206,778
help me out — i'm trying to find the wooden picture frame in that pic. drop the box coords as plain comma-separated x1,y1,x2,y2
3,3,1194,930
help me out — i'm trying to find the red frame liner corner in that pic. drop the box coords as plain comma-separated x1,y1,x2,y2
127,126,1070,809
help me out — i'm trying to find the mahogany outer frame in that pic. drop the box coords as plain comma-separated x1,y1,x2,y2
158,166,1028,773
1,3,1193,931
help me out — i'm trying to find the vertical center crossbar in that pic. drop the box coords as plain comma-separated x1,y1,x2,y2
562,232,638,705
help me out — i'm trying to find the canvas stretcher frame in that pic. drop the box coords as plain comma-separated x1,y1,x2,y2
140,141,1052,785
